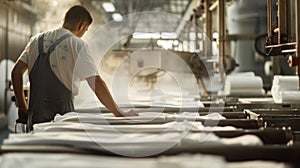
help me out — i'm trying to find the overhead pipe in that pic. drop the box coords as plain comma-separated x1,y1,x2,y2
218,0,226,85
4,1,9,116
296,0,300,89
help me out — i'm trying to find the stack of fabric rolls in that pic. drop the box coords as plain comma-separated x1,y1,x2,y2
271,75,300,103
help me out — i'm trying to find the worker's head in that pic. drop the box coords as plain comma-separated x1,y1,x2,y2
63,5,93,38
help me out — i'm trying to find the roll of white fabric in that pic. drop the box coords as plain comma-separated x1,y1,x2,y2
271,75,300,103
225,76,263,90
272,75,298,91
227,89,265,96
273,91,300,103
224,72,264,96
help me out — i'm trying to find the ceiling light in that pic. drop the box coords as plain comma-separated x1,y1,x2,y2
102,2,115,12
161,32,177,39
112,13,123,22
133,32,160,39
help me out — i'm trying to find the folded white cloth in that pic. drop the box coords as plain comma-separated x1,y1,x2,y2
33,120,235,133
33,121,194,133
184,133,263,146
271,75,300,103
3,131,181,146
224,72,264,96
0,153,288,168
54,112,226,124
0,153,227,168
54,112,167,124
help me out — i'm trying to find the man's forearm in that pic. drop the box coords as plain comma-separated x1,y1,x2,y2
11,62,28,110
87,75,123,117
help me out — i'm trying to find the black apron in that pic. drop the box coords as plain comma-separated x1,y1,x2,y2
27,33,74,131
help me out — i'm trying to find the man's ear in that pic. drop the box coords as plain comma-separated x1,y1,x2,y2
78,21,88,31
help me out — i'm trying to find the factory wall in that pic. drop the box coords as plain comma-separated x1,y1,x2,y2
0,2,35,117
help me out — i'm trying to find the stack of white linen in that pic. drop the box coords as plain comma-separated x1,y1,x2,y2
271,75,300,103
0,153,289,168
224,72,264,96
53,112,226,124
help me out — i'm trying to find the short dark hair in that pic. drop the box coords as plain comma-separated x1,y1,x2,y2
64,5,93,26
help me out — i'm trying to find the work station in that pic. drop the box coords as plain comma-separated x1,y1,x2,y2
0,0,300,167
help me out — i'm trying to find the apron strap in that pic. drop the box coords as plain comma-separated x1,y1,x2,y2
47,33,72,54
38,34,45,54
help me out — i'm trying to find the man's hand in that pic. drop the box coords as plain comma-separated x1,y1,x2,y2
121,109,139,117
16,108,28,124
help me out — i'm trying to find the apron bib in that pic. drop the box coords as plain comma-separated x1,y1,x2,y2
27,33,74,131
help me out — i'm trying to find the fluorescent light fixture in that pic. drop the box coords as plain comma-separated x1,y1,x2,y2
133,32,160,39
161,32,177,39
102,2,115,12
112,13,123,22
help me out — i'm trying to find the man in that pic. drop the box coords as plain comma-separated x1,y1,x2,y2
11,5,138,130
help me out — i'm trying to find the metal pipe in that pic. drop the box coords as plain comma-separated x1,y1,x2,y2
286,0,292,42
205,0,213,57
218,0,225,85
265,42,296,48
267,0,273,37
194,8,198,51
4,1,9,116
209,1,218,11
296,0,300,89
278,0,287,44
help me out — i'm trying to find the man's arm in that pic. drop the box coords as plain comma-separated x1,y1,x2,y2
86,75,138,117
11,60,28,123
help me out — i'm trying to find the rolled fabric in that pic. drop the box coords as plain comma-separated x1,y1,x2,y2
224,73,264,96
225,76,263,90
272,75,298,91
271,75,300,103
227,89,265,96
273,91,300,103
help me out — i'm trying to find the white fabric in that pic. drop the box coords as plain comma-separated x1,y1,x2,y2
220,135,263,146
3,132,181,146
271,75,300,103
224,72,264,96
0,153,289,168
226,89,265,96
0,153,228,168
4,131,260,147
227,161,288,168
18,27,98,94
33,121,187,133
53,112,226,124
33,121,235,133
54,112,167,124
184,133,263,146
